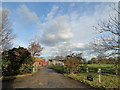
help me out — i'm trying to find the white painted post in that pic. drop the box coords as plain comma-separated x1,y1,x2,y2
99,73,101,83
98,68,101,83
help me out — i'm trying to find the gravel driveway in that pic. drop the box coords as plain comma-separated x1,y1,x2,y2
2,67,98,89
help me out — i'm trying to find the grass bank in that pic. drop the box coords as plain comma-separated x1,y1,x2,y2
65,73,118,89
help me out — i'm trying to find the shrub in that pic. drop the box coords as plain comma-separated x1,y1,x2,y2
64,55,82,74
2,47,34,76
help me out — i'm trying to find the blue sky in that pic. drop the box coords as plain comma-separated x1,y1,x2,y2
2,2,115,60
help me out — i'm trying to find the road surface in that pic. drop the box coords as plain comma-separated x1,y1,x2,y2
2,67,97,89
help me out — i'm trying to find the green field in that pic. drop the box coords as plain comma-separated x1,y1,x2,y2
80,64,116,75
87,64,114,68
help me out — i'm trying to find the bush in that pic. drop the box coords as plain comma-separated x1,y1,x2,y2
19,62,34,74
64,55,82,74
2,47,34,76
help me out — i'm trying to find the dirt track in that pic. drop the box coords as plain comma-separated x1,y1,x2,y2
2,67,98,89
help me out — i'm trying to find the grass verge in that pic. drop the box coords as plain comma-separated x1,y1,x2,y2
1,70,38,80
64,73,119,89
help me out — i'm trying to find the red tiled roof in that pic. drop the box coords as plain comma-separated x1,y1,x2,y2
35,57,44,62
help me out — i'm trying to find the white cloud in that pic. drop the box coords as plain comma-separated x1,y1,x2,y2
36,3,115,59
46,5,59,20
41,41,91,57
17,4,115,47
69,3,116,44
39,3,113,48
39,10,74,46
15,3,117,60
71,43,89,51
17,4,39,24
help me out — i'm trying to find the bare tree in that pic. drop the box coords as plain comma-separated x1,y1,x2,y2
28,42,43,57
0,9,15,52
91,3,120,75
91,3,120,57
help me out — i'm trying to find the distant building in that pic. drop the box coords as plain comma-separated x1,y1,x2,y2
35,57,44,66
34,57,48,66
43,62,48,66
33,57,48,72
41,57,46,62
48,59,64,66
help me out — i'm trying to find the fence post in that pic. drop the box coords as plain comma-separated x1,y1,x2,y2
98,66,101,83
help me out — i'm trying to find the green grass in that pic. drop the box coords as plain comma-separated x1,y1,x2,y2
80,64,116,75
65,72,119,88
88,64,114,68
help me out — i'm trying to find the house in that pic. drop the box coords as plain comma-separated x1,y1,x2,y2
33,57,48,72
48,59,53,65
43,62,48,66
34,57,44,67
34,57,48,66
48,59,64,66
41,57,46,62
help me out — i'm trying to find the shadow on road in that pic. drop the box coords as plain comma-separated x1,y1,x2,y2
2,78,15,89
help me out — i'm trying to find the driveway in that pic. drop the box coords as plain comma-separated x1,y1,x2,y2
2,67,98,89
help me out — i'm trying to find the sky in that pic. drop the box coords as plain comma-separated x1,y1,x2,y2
2,2,117,60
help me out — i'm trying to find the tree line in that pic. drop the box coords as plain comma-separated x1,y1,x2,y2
88,56,118,64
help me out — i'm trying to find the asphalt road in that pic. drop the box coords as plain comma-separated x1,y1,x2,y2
2,67,98,89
